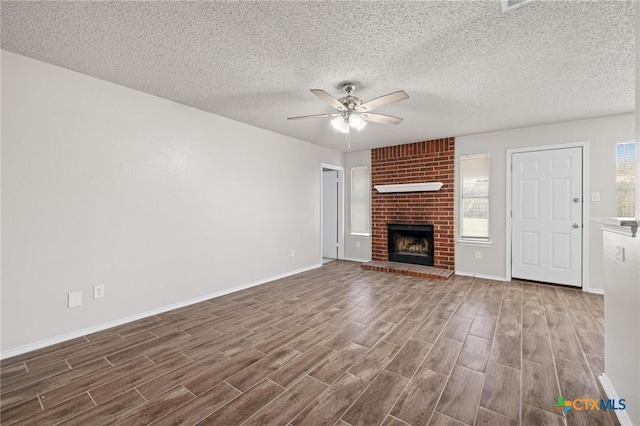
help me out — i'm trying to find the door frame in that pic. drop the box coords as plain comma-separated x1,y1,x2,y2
320,163,344,263
505,141,590,290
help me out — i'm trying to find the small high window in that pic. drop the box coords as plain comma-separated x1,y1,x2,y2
460,154,490,240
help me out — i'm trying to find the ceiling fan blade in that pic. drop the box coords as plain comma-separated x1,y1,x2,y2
358,90,409,112
310,89,346,110
287,113,340,120
361,113,404,125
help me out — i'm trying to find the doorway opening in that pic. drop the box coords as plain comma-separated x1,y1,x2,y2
321,164,344,264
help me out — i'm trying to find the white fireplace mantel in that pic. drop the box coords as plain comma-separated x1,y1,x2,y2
374,182,443,193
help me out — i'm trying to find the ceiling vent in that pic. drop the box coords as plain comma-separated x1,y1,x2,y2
502,0,533,12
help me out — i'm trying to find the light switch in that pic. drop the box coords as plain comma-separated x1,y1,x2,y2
591,192,600,202
616,246,625,262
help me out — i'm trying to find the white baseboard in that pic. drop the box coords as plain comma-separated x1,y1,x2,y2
1,263,322,360
455,271,508,281
341,257,369,263
599,374,634,426
584,287,604,295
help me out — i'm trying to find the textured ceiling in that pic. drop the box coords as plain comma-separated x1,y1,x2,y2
1,1,635,152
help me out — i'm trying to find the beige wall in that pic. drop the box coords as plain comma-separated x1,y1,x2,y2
455,114,635,290
600,4,640,424
345,115,634,288
1,51,342,355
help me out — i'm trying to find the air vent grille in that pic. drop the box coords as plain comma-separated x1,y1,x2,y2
502,0,533,12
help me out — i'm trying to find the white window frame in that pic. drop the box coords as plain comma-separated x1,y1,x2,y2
350,166,371,236
616,140,636,218
459,154,491,243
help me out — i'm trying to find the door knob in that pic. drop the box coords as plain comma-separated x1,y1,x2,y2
572,223,580,228
573,197,580,203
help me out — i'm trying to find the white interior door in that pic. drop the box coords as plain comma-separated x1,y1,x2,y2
322,169,338,259
511,147,583,287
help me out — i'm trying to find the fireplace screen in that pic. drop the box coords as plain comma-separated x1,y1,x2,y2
387,224,434,266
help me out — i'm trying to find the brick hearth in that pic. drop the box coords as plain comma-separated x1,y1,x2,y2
361,260,454,279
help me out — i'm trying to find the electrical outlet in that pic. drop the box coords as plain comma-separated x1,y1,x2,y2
356,241,361,248
68,291,82,308
290,249,295,257
591,192,600,202
475,251,482,259
93,284,105,299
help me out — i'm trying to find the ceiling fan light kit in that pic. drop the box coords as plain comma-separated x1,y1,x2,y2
348,113,366,131
330,111,367,134
331,115,349,133
288,83,409,145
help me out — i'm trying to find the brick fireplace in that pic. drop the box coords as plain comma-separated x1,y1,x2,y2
371,138,455,271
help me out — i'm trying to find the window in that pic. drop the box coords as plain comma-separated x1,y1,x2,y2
460,154,490,240
616,141,636,218
351,167,370,235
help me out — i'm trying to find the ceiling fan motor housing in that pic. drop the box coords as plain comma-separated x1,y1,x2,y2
339,95,362,110
338,83,362,110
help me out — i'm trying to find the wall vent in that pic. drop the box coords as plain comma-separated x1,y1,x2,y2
502,0,533,12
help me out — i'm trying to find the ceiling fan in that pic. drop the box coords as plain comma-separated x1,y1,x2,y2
288,83,409,135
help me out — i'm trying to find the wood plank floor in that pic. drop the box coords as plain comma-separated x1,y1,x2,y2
1,261,617,425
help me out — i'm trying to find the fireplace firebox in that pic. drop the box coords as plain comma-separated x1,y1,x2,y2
387,224,434,266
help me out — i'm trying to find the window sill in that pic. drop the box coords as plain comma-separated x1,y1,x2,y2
458,239,493,247
350,233,371,238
